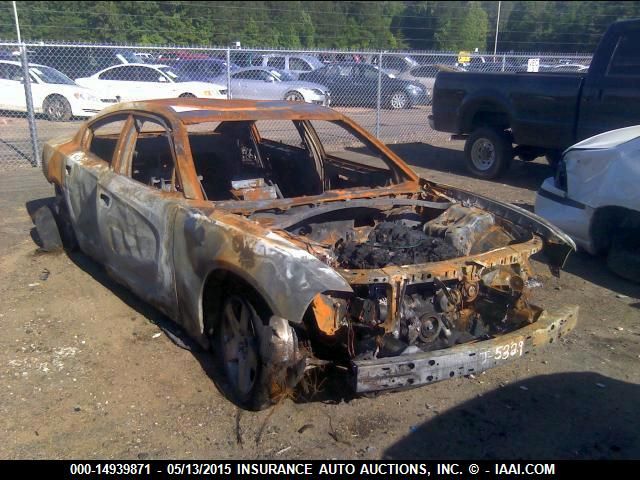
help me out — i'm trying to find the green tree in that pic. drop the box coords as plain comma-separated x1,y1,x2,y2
434,1,488,51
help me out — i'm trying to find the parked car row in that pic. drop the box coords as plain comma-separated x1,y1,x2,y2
0,60,117,121
0,45,591,122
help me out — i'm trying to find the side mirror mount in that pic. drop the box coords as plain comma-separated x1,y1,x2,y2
158,76,168,83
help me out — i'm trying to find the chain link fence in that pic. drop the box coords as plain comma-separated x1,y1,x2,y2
0,41,591,170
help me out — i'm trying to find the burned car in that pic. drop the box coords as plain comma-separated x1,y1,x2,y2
40,99,578,410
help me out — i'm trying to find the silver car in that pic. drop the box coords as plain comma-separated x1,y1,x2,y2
252,54,325,79
214,67,330,105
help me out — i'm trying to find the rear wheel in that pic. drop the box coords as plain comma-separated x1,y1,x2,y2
464,127,513,179
179,92,196,98
33,205,63,251
43,95,72,122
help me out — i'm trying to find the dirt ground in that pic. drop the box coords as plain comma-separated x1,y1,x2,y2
1,143,638,460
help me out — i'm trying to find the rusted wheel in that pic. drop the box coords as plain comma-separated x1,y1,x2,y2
216,294,272,410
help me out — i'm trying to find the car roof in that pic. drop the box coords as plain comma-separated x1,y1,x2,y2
0,59,49,68
92,98,342,125
233,66,279,73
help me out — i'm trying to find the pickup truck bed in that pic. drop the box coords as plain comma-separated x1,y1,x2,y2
433,71,585,150
429,19,640,178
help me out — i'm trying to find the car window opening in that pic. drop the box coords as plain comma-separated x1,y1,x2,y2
186,119,402,201
130,118,179,193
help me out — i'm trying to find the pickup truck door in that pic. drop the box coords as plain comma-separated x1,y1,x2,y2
577,28,640,141
95,114,179,318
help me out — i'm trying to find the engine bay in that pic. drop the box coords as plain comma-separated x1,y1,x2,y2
271,202,541,359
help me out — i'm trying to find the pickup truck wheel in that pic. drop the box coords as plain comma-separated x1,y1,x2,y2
464,128,513,179
216,294,272,410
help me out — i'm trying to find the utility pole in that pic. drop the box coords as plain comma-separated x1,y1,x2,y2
12,1,40,167
493,1,502,57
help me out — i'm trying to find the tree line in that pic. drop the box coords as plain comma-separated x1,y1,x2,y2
2,1,639,53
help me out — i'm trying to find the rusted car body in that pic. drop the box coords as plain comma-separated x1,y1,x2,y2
41,98,578,410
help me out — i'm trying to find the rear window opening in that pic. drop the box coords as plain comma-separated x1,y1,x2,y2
185,119,408,201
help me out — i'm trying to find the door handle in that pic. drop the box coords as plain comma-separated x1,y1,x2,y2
99,193,111,207
65,165,71,174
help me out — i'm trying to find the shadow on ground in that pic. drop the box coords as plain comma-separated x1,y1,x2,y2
384,372,640,460
562,250,640,299
61,247,357,409
388,142,555,192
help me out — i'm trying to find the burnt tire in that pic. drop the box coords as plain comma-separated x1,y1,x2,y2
464,128,513,179
43,95,72,122
607,232,640,283
33,205,63,252
215,294,272,410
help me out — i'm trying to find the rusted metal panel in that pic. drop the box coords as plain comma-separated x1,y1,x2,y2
353,305,578,392
171,207,353,346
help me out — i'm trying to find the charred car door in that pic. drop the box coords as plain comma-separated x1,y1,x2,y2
95,114,179,318
65,114,130,263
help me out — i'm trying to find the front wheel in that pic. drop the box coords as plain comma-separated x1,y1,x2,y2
284,91,304,102
607,231,640,283
179,92,196,98
216,295,271,410
389,90,410,110
43,95,72,122
464,128,513,179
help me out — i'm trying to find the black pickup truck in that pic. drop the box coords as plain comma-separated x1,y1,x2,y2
430,19,640,178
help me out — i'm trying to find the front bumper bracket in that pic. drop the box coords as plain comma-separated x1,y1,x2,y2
351,305,578,393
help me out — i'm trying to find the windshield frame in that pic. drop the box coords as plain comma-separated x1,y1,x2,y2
157,66,189,83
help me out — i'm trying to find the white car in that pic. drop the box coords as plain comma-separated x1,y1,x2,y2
0,60,117,121
535,126,640,281
75,64,227,102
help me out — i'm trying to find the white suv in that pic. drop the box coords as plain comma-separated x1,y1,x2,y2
535,126,640,281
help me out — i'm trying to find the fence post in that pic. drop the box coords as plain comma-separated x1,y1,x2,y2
13,1,40,168
226,47,231,100
502,54,506,72
375,51,382,139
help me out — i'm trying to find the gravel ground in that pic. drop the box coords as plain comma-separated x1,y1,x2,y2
0,143,638,460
